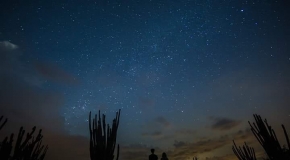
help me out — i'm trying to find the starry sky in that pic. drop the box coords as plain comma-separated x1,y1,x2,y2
0,0,290,160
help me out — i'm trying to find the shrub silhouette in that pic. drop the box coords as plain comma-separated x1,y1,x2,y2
233,114,290,160
89,109,121,160
0,115,48,160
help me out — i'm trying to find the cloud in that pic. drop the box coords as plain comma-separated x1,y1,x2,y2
142,131,163,139
168,128,254,160
0,41,18,50
0,41,21,71
119,128,254,160
154,116,171,127
137,97,165,115
139,116,171,139
232,129,253,142
175,129,196,135
173,141,187,148
209,117,241,131
34,62,78,84
171,138,228,159
138,97,155,110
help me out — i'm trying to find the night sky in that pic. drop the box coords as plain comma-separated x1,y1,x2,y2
0,0,290,160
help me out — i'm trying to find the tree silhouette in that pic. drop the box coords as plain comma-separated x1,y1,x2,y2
89,109,121,160
233,114,290,160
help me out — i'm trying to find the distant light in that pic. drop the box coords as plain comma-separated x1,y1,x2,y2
241,9,244,12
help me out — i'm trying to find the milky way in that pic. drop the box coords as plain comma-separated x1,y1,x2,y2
0,0,290,159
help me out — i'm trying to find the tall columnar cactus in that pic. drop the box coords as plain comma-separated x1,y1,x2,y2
248,114,290,159
233,114,290,160
0,116,7,131
0,115,48,160
89,109,121,160
232,140,257,160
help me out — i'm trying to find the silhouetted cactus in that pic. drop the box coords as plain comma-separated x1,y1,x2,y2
249,114,290,159
233,114,290,160
0,115,48,160
232,140,257,160
0,116,7,131
89,109,121,160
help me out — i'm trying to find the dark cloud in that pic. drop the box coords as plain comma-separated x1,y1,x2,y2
175,129,196,135
142,131,163,139
173,141,187,148
155,116,171,127
120,129,251,160
232,129,253,142
138,97,155,109
209,117,241,131
168,128,254,160
34,62,78,84
171,138,228,159
119,128,255,160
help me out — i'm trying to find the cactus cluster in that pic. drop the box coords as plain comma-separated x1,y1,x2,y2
233,114,290,160
0,115,48,160
89,109,121,160
232,141,256,160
